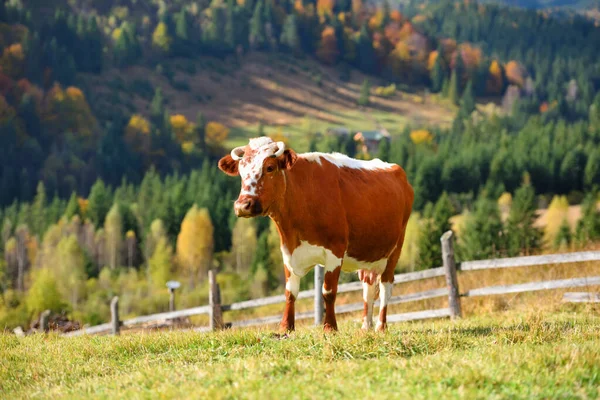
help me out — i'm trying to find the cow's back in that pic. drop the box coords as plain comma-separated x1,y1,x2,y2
337,163,413,263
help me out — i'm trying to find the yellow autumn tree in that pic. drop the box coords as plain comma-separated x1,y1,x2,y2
497,192,512,218
486,60,504,95
231,218,257,278
152,22,172,53
125,114,152,154
316,26,339,65
176,205,214,287
0,43,25,79
170,114,194,143
205,122,229,146
410,129,433,145
543,195,570,246
399,212,421,271
505,60,527,88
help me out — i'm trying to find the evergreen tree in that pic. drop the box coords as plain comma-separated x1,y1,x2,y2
417,192,454,270
448,67,460,105
506,183,542,256
87,180,112,227
356,24,375,73
459,195,505,261
575,190,600,246
225,0,236,50
431,50,445,93
64,192,79,219
195,112,207,152
358,79,370,106
249,0,266,50
150,88,165,125
280,14,300,54
376,138,390,161
459,80,476,117
554,218,572,250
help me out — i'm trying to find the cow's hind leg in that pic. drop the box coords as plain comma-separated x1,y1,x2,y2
322,266,342,332
359,270,379,330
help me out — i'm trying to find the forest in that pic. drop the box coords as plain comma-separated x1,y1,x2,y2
0,0,599,330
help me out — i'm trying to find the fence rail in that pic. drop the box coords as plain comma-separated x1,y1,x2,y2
57,232,600,337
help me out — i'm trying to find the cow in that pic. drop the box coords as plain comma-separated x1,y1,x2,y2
218,137,414,332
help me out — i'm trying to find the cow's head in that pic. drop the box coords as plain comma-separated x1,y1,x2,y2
218,137,297,218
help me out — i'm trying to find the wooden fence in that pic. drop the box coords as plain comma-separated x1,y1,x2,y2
59,231,600,337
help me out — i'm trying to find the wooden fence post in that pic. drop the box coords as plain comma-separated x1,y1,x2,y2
111,296,120,335
40,309,51,333
441,231,462,319
209,270,223,331
314,264,324,325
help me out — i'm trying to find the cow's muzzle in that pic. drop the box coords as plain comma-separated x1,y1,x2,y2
234,196,262,218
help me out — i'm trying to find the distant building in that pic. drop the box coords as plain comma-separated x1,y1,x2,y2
325,126,390,154
353,129,390,154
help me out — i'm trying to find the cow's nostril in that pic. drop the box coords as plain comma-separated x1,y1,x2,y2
243,200,252,210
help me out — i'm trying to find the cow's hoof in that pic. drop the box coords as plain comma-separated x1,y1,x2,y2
375,322,387,332
323,322,338,332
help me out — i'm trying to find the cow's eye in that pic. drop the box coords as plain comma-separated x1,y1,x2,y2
266,165,275,173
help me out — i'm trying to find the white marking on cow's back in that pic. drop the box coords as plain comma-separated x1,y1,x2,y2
300,152,395,171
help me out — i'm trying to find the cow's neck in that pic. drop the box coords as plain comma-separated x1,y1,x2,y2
268,161,314,247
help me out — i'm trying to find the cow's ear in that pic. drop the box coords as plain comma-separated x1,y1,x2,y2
279,149,297,170
218,155,239,176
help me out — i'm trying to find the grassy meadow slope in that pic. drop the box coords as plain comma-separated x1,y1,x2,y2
84,52,456,151
1,310,599,399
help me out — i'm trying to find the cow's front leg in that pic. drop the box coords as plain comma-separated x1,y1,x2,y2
322,266,342,332
280,267,300,332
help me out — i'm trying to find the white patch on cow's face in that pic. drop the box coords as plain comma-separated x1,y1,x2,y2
238,137,280,197
376,282,393,331
281,241,342,278
300,152,394,171
362,281,377,330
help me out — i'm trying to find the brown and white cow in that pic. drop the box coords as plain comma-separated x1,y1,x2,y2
218,137,414,332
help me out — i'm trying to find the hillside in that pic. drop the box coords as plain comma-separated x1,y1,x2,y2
83,52,455,135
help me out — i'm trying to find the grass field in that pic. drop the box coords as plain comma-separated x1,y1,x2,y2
2,308,600,399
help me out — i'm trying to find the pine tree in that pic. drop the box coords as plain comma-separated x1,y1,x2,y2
554,218,572,250
150,88,165,125
225,0,236,50
250,0,266,49
376,138,390,161
280,14,300,54
32,182,47,237
64,192,79,221
431,50,445,93
459,80,475,117
459,195,505,261
448,67,460,105
104,204,123,269
506,183,542,256
195,112,206,152
417,193,454,269
575,190,600,246
356,24,375,73
87,180,112,227
358,79,370,106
